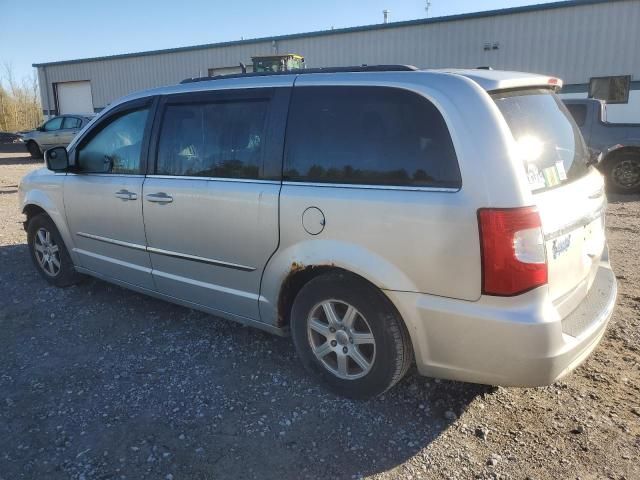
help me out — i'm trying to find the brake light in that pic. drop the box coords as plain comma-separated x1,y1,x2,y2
478,207,547,296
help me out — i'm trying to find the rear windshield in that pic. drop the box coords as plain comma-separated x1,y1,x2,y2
493,88,590,193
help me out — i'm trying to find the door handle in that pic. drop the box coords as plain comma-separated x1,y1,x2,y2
114,190,138,201
145,192,173,203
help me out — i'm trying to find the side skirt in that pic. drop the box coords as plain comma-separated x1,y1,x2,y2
75,266,289,337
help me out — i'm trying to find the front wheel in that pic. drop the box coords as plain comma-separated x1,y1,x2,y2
27,214,82,287
27,141,42,159
291,272,413,399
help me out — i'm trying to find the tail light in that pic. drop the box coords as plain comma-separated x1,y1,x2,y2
478,207,547,296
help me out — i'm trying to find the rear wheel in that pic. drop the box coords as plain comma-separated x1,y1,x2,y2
27,141,42,159
290,272,413,399
605,151,640,194
27,214,82,287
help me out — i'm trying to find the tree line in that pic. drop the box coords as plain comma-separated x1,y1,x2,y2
0,64,42,133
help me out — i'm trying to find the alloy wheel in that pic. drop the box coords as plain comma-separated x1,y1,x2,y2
307,299,376,380
33,228,61,277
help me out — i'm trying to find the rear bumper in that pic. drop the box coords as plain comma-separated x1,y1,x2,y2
386,262,617,386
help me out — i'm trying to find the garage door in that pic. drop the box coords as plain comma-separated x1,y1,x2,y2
57,81,94,114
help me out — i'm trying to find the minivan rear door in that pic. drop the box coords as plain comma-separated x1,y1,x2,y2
493,89,606,313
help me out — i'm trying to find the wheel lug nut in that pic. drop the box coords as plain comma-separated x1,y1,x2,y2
331,340,337,347
329,327,336,333
342,346,348,354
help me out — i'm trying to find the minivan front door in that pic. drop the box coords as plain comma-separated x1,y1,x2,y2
64,99,155,289
142,86,290,320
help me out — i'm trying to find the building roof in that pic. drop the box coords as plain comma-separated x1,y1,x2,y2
33,0,622,68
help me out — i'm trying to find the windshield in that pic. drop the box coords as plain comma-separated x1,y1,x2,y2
493,88,590,193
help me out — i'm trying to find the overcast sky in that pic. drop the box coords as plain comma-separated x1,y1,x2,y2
0,0,559,85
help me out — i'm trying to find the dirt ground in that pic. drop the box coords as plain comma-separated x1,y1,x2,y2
1,146,639,480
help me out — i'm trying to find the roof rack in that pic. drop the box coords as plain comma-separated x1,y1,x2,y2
180,64,418,84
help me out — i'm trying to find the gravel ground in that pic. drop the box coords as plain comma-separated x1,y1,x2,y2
1,147,639,480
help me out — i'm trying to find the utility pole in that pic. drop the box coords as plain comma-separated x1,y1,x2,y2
425,0,432,18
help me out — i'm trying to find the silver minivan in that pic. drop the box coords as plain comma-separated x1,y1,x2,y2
19,66,617,399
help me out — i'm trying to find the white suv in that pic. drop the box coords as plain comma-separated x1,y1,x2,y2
19,66,617,399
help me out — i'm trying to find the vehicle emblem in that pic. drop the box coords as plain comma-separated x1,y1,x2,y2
552,234,571,259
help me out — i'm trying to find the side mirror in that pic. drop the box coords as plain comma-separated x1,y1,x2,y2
45,147,70,171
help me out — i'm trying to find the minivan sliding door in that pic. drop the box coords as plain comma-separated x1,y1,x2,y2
142,86,290,321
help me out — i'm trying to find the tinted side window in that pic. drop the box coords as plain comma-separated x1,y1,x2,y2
44,117,63,131
156,99,269,179
77,108,149,174
62,117,82,129
284,86,460,188
565,104,587,127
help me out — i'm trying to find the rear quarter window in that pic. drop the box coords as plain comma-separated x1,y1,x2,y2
493,89,590,193
284,86,461,189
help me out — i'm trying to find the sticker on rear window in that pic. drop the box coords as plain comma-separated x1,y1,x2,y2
526,164,546,190
555,161,568,181
525,162,567,190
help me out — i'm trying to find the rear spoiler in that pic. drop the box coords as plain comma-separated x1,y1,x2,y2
437,69,565,93
487,76,563,93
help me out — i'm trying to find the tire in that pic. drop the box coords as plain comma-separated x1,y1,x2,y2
290,272,413,399
27,213,82,287
27,141,42,159
604,151,640,194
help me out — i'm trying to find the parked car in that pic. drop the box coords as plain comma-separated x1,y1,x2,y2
20,114,93,159
563,98,640,194
18,67,617,399
0,132,22,144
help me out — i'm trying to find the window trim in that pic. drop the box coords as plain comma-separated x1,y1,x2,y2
282,180,459,193
282,85,462,190
588,75,631,104
148,87,290,180
69,97,157,175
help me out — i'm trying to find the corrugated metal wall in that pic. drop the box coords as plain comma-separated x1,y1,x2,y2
36,0,640,112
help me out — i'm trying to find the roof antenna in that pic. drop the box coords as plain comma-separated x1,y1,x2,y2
240,62,247,74
425,0,432,18
383,9,390,24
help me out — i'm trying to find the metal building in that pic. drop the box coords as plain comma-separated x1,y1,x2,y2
34,0,640,122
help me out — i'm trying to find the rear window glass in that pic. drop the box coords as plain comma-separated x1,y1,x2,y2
284,86,461,188
493,89,590,193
